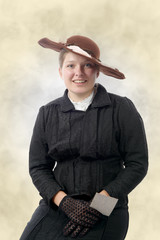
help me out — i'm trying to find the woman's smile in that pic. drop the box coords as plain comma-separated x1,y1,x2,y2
72,79,87,84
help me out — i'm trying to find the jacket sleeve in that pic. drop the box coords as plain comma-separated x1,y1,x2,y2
29,106,63,205
104,97,148,199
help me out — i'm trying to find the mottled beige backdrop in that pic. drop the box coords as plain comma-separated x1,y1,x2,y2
0,0,160,239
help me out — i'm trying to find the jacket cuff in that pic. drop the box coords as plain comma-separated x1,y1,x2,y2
41,185,64,207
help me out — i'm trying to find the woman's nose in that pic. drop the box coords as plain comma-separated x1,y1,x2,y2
75,65,84,77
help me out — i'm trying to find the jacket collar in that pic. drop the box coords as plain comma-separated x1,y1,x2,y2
60,83,111,112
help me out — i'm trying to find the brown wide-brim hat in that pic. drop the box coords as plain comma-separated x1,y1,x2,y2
38,35,125,79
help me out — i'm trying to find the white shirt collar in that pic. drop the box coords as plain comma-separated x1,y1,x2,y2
68,91,94,111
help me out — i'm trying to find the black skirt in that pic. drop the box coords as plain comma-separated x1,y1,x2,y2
20,199,129,240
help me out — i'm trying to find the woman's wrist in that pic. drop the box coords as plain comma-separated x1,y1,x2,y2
52,191,67,206
99,190,110,197
52,190,110,206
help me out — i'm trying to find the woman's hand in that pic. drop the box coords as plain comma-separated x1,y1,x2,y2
63,220,90,238
59,196,101,228
58,195,102,238
99,190,110,197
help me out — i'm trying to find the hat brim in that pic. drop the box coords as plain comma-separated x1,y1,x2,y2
38,38,125,79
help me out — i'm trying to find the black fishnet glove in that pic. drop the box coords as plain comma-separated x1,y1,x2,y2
59,196,101,228
63,220,90,238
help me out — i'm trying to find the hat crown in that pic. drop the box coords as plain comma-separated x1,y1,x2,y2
66,35,100,60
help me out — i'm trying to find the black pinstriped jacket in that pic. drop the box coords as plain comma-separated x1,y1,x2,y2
29,84,148,208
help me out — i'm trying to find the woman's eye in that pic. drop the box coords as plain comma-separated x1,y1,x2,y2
67,64,74,68
85,63,93,68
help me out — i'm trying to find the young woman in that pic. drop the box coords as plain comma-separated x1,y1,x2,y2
20,35,148,240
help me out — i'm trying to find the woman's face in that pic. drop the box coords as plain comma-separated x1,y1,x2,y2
59,52,99,101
